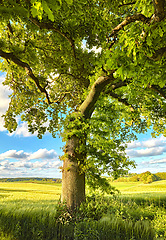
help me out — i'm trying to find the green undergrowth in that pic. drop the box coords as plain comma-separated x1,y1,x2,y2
0,193,165,239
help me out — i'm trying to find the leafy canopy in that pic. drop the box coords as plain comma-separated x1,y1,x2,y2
0,0,166,187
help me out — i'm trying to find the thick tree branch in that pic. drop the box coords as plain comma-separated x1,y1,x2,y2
152,0,165,21
7,21,13,35
105,91,134,111
79,72,115,118
0,49,52,104
148,84,166,99
109,14,150,40
118,1,136,7
148,47,166,61
104,80,134,111
109,80,129,90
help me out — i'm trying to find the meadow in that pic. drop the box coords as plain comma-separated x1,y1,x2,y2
0,180,166,239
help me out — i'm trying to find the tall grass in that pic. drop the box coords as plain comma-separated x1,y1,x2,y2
0,204,155,240
0,181,165,239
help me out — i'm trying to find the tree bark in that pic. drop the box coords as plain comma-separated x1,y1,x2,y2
61,135,86,210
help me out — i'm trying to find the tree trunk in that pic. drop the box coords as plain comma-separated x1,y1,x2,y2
61,135,86,210
61,75,114,209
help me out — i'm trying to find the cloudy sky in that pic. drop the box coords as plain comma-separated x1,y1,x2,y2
0,73,166,178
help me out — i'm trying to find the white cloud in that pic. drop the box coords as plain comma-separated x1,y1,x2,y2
142,136,166,148
142,158,166,165
0,75,39,137
126,146,166,158
0,76,32,137
29,149,57,160
0,148,58,161
126,136,166,158
127,136,166,150
138,146,166,156
127,141,141,149
0,159,61,170
131,164,166,174
0,148,62,178
0,150,29,160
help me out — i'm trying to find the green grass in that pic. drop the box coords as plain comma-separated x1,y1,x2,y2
0,182,61,202
0,180,166,239
110,180,166,194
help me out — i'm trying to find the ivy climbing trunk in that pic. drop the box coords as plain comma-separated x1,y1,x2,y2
61,134,86,209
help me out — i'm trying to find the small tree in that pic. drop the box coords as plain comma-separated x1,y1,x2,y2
0,0,166,209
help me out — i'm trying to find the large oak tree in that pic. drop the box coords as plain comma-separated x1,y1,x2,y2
0,0,166,209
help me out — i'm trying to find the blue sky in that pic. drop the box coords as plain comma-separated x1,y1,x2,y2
0,73,166,178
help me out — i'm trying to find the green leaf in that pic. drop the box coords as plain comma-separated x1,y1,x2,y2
31,7,38,18
66,0,73,5
31,1,43,19
42,1,54,21
158,27,163,37
146,37,152,46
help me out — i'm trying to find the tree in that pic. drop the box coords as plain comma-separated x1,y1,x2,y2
0,0,166,209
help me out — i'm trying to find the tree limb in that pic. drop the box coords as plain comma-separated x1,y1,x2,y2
152,0,165,21
147,47,166,61
7,21,13,35
148,84,166,99
105,91,134,111
118,1,136,7
0,49,52,104
108,14,150,47
79,72,115,118
109,80,129,90
104,80,134,111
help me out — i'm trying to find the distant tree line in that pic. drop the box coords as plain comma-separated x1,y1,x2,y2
114,172,166,184
0,178,62,183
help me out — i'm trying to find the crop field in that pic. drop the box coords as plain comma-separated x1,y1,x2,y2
110,180,166,193
0,180,166,239
0,182,61,201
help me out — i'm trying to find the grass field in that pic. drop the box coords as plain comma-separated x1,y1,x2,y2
0,179,166,200
0,182,61,201
0,180,166,239
110,180,166,194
